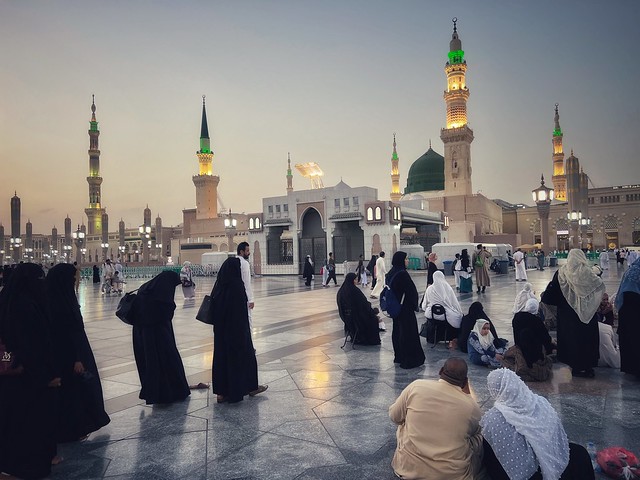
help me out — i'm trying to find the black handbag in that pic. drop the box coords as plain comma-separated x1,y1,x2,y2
196,295,213,324
115,288,140,325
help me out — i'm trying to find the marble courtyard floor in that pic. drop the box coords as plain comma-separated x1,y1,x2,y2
50,265,638,479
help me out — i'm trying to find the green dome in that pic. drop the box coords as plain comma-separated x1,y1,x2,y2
404,147,445,194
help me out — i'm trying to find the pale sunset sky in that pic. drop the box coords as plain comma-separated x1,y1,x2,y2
1,1,639,232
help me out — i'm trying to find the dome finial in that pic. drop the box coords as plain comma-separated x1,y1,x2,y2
202,94,206,106
452,17,457,33
540,174,545,185
429,139,432,149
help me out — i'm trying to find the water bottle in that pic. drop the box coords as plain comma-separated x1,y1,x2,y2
586,441,600,472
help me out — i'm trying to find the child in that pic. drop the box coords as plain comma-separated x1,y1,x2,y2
112,270,125,294
468,319,504,368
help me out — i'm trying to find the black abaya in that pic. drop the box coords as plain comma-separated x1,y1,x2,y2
512,311,554,368
210,257,259,402
47,263,110,442
387,252,425,369
618,291,640,377
129,271,190,405
541,273,599,372
303,258,314,286
92,265,100,283
0,263,58,479
336,273,380,345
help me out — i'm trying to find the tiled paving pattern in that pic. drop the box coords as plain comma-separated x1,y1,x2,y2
47,264,638,479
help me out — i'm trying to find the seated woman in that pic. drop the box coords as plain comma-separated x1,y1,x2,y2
504,298,555,381
595,292,615,326
336,272,381,345
481,368,595,480
458,302,505,354
598,319,620,368
513,282,537,314
421,271,463,345
468,320,504,368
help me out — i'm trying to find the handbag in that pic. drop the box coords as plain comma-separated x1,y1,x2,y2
115,288,140,325
0,339,23,376
196,295,213,324
182,279,194,288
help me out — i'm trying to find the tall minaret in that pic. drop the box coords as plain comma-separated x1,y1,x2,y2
440,17,474,197
10,192,21,262
286,153,294,193
565,149,580,214
85,95,105,235
551,103,567,201
192,96,220,219
390,134,402,202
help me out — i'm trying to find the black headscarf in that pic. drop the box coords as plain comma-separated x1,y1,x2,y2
386,251,407,283
461,249,470,270
130,270,181,326
337,273,359,311
208,257,248,326
459,301,501,352
46,264,82,330
0,263,46,350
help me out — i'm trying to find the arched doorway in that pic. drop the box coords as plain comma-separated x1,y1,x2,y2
299,208,326,274
253,240,262,275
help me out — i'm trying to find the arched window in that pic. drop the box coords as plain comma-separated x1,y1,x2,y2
374,206,382,220
255,217,261,229
249,218,255,229
633,218,640,245
367,207,374,221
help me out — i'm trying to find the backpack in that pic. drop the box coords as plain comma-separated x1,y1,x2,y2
380,272,406,318
474,254,484,268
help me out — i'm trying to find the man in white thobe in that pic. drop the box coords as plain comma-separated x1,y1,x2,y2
236,242,255,331
370,251,387,299
513,248,527,282
599,250,610,270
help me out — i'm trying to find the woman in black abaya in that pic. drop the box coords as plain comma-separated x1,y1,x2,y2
387,251,425,369
458,302,504,354
47,263,110,442
336,272,381,345
128,270,190,404
210,257,267,403
0,263,60,479
541,249,604,378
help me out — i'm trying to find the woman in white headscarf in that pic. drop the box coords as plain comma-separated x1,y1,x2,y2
421,271,463,331
481,368,594,480
513,283,537,314
180,261,196,299
541,249,604,378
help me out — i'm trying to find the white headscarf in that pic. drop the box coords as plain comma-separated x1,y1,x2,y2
523,298,539,315
481,369,569,480
422,271,463,328
471,319,494,350
513,282,536,313
558,249,605,324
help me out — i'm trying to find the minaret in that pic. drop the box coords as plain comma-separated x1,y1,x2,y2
551,103,567,201
192,96,220,219
85,95,106,235
10,192,21,262
565,150,580,213
440,17,474,197
286,152,294,193
390,134,402,202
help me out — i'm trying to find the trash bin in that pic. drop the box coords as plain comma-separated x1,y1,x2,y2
443,260,453,276
498,260,509,274
549,256,557,267
408,257,420,270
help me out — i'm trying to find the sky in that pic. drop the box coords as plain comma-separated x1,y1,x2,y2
1,1,639,233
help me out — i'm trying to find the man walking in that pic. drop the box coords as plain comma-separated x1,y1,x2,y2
236,242,255,330
325,252,337,286
370,251,386,299
472,244,492,293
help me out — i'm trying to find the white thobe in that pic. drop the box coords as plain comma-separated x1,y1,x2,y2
237,255,254,330
371,257,387,298
513,251,527,281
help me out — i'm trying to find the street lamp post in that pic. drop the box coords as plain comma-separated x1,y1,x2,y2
138,225,151,266
224,210,237,253
100,242,109,261
566,210,582,250
63,244,72,262
10,237,22,263
72,225,86,265
24,247,34,262
531,174,554,252
579,217,592,250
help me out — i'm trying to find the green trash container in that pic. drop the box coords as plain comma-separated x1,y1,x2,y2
443,260,453,276
498,260,509,274
408,257,420,270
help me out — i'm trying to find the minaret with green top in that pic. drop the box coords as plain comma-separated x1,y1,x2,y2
441,17,474,197
390,134,402,202
286,152,294,193
85,95,106,235
192,96,220,219
551,103,566,201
